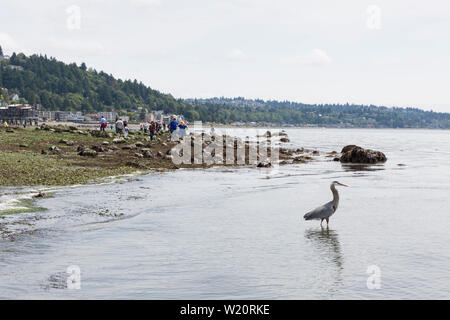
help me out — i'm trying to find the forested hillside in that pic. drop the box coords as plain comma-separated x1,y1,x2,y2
1,48,449,128
0,51,190,116
186,98,450,128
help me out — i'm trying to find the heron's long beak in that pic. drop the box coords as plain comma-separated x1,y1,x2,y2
338,183,349,187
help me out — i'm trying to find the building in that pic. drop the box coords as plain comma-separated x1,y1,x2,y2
39,110,57,121
0,104,39,126
8,65,24,71
99,111,118,122
84,113,99,122
55,111,84,122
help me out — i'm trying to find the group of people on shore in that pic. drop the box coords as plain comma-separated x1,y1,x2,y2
98,116,189,141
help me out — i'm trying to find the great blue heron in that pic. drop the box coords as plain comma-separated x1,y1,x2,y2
303,181,349,227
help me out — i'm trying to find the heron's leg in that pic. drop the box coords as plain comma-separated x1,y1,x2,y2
320,219,323,227
326,218,329,228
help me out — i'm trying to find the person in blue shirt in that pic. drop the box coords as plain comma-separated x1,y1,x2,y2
169,118,178,133
100,116,107,131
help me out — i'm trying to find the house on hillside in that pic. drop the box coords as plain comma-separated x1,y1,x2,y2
8,65,24,71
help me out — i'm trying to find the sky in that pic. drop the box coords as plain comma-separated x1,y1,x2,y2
0,0,449,112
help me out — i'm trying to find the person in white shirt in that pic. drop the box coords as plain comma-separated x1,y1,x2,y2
115,119,124,136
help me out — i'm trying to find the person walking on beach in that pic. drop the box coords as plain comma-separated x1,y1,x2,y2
100,116,107,131
123,122,129,138
178,121,188,139
169,118,178,133
169,117,178,141
143,122,148,134
115,118,124,136
149,121,156,141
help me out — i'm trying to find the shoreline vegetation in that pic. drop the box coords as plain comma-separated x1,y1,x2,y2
0,125,194,187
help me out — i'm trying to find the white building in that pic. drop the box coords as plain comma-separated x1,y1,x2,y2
99,111,118,122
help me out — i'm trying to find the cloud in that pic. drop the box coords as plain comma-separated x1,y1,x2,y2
49,37,111,56
226,48,248,61
130,0,162,8
280,49,331,66
0,33,20,53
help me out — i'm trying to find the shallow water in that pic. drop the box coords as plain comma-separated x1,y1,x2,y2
0,128,449,299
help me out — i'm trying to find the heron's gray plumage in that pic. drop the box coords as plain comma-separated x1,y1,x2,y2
303,181,347,225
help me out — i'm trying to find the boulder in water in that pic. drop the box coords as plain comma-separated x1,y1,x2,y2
340,145,387,164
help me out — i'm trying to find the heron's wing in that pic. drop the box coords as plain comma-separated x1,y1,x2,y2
303,201,335,220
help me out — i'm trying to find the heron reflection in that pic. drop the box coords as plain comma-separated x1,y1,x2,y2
305,227,344,290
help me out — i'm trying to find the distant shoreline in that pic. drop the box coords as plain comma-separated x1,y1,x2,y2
43,121,449,131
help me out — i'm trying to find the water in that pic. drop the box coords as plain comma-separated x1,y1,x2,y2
1,128,449,299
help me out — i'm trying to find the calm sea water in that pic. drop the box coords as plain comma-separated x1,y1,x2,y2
0,128,449,299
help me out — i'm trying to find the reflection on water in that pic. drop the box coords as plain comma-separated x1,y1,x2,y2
340,163,386,172
304,228,343,287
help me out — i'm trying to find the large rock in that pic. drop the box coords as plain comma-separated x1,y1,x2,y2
113,138,125,144
142,149,153,158
341,145,358,154
91,145,106,152
90,130,110,138
340,145,387,164
78,150,97,157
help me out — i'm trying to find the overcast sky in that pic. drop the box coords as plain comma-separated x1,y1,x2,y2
1,0,449,112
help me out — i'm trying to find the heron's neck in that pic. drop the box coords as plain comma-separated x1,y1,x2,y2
330,184,339,205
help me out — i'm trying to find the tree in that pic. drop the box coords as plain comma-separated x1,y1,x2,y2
0,45,3,56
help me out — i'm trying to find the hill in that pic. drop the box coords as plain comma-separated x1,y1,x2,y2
0,47,449,128
185,97,450,129
0,50,190,117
